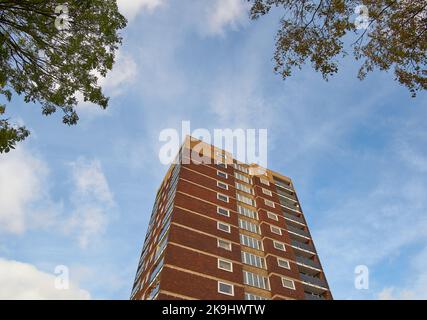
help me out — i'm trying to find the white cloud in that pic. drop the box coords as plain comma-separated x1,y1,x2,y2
117,0,164,21
0,146,115,248
204,0,249,36
0,148,49,234
99,52,138,96
65,159,115,248
76,52,137,115
0,258,90,300
377,248,427,300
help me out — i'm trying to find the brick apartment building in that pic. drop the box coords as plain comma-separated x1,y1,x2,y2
130,136,332,300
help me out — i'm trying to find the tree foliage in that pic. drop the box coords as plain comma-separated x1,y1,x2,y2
0,0,126,153
249,0,427,96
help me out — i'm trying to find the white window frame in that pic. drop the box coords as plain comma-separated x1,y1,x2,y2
216,151,227,160
217,239,232,251
215,160,227,169
235,172,251,184
239,219,260,234
273,240,286,251
235,182,253,195
217,181,229,190
217,193,229,203
237,193,255,206
267,211,278,221
262,188,272,196
277,258,291,270
242,251,266,269
217,221,231,233
218,281,234,296
240,234,263,251
243,271,270,291
244,293,268,300
281,278,296,290
217,207,230,217
217,170,228,179
238,205,258,220
270,225,282,235
260,178,270,186
218,258,233,272
264,199,275,208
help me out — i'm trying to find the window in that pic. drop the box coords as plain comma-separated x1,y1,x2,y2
217,171,228,179
243,271,270,290
216,151,227,160
238,205,258,220
264,199,275,208
234,163,249,174
217,181,229,190
281,278,296,290
245,293,268,300
217,207,230,217
262,188,272,196
267,211,278,221
217,221,231,233
242,251,265,269
260,178,270,186
237,193,255,206
239,219,260,234
217,193,229,203
218,259,233,272
277,258,291,269
273,241,286,251
240,234,263,251
216,160,227,169
148,258,164,285
235,172,251,184
218,282,234,296
235,182,253,195
217,239,232,251
270,225,282,235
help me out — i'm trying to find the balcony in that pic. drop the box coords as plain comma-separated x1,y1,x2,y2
283,212,305,225
280,202,302,215
291,240,315,254
277,188,297,200
296,256,321,270
300,273,328,289
274,181,294,192
305,293,326,300
287,225,310,238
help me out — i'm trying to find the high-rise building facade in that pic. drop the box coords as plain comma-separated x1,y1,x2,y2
130,137,332,300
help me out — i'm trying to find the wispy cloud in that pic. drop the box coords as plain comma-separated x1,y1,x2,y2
203,0,250,36
65,158,116,248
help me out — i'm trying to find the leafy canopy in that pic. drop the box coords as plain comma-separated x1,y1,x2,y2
249,0,427,96
0,0,127,153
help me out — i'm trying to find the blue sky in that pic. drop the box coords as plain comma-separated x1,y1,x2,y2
1,0,427,299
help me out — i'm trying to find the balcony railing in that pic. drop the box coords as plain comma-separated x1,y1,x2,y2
305,293,325,300
277,188,297,200
291,240,315,253
274,182,294,192
283,212,305,225
300,273,328,288
280,202,302,214
296,256,321,270
287,225,310,238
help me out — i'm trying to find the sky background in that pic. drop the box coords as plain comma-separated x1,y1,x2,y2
1,0,427,300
